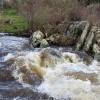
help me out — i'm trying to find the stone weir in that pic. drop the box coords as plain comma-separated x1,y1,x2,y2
30,21,100,61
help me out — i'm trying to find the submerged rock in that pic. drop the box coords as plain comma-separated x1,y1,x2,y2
39,48,64,68
38,48,81,68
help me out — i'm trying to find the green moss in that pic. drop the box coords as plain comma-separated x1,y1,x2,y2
0,8,28,34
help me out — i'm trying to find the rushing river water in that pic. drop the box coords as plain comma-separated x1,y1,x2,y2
0,33,100,100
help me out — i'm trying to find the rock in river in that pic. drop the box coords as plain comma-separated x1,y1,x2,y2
40,39,49,48
30,30,44,47
94,53,100,61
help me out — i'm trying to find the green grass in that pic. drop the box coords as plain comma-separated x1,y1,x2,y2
0,8,28,34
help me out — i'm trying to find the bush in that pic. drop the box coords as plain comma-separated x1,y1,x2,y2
87,4,100,26
18,0,68,33
18,0,46,33
3,0,13,9
18,0,100,35
78,0,100,5
65,0,87,21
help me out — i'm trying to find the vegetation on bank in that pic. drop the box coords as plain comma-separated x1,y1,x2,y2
0,0,100,36
0,8,28,35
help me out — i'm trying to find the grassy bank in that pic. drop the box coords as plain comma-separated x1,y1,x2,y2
0,8,28,34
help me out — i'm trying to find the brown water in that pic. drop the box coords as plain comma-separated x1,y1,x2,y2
0,34,100,100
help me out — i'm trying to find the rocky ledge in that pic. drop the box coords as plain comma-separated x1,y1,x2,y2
30,21,100,61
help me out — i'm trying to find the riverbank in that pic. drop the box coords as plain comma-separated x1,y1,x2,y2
0,8,28,35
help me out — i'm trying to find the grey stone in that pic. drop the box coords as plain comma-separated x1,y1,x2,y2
46,34,62,45
96,34,100,45
46,35,55,42
66,23,79,37
30,30,44,48
93,44,100,53
76,21,89,50
84,26,98,51
67,21,88,37
94,53,100,62
74,21,88,29
39,48,63,68
40,39,49,48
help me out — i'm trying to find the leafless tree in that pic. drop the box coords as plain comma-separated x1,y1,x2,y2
18,0,43,33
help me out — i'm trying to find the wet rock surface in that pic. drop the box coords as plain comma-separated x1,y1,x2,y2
94,53,100,61
83,26,97,51
39,48,63,68
40,39,49,48
29,21,100,60
30,30,44,47
76,21,90,50
65,21,100,60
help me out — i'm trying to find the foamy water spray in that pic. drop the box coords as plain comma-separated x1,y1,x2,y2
4,48,100,100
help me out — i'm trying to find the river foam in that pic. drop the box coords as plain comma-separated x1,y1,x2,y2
38,61,100,100
4,48,100,100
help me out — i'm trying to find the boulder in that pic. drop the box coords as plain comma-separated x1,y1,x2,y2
76,21,89,50
30,30,44,48
40,39,49,48
93,28,100,62
94,53,100,62
83,26,98,51
93,44,100,53
38,48,80,68
50,34,60,44
95,33,100,46
39,48,64,68
46,33,77,46
93,28,100,55
74,21,89,29
64,21,90,49
67,21,88,37
66,23,77,36
46,34,63,45
46,34,55,43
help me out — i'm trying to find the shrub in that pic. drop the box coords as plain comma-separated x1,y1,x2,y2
18,0,68,33
2,0,13,9
18,0,44,33
78,0,100,5
46,0,87,36
18,0,100,35
65,0,87,21
11,0,21,12
87,4,100,26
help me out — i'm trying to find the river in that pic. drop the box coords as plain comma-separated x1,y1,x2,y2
0,33,100,100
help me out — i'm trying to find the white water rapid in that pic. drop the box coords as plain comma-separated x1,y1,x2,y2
0,34,100,100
